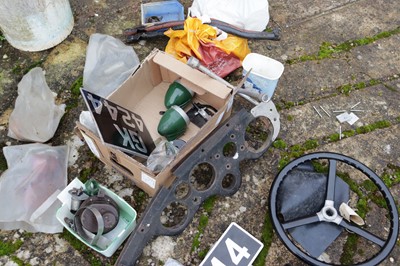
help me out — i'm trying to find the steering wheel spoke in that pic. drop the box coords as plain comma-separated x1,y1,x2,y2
339,220,385,247
282,215,320,230
326,159,337,201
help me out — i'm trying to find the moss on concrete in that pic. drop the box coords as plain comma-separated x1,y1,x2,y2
253,212,274,266
10,256,31,266
133,191,148,211
191,196,217,254
356,120,391,134
340,234,359,265
336,81,368,95
277,138,319,169
12,59,45,76
272,139,287,149
65,76,83,111
0,239,23,256
60,230,104,266
287,27,400,65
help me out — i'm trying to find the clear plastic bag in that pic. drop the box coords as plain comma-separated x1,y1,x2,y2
146,140,179,173
0,143,68,233
83,33,140,98
7,67,66,142
189,0,270,31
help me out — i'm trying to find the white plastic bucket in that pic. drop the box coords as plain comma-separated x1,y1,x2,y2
242,53,284,99
0,0,74,52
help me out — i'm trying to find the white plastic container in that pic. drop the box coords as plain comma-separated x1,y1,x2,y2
141,0,184,25
0,0,74,52
56,178,137,257
242,53,284,100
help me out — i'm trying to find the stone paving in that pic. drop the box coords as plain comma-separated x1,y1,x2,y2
0,0,399,265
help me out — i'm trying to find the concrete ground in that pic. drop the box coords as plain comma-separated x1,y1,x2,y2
0,0,399,265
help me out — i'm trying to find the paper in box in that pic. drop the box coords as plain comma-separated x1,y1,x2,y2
76,49,234,196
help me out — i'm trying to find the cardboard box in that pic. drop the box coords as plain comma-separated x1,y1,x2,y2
76,49,234,196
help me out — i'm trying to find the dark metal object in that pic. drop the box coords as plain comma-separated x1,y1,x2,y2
116,106,278,265
123,19,280,42
269,152,399,266
78,190,120,234
66,190,120,245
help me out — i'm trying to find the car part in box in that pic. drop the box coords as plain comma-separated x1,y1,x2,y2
269,152,399,266
115,99,280,265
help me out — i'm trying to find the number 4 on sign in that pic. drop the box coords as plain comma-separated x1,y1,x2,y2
226,238,250,264
200,222,263,266
211,238,250,266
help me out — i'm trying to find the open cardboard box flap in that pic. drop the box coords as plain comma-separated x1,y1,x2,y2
152,52,232,99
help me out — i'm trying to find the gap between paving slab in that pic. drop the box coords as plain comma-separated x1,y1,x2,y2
279,82,400,146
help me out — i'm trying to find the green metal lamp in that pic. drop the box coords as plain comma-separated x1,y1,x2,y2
157,105,190,141
164,81,194,109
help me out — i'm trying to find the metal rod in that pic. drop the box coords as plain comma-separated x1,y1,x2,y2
187,56,267,106
339,125,342,140
351,109,365,112
320,106,331,117
313,106,322,118
187,56,235,90
237,93,260,106
350,102,361,109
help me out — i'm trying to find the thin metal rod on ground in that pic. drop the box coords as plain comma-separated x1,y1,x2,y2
313,106,322,118
350,102,361,109
320,106,331,117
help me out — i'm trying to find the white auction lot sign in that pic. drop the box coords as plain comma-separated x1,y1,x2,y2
200,222,264,266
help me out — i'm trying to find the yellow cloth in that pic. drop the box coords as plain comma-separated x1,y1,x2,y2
165,17,250,63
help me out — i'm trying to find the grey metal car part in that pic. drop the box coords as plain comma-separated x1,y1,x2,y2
269,152,399,266
115,100,280,265
69,187,89,212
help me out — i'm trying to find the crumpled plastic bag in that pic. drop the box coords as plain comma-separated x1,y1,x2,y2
79,110,99,137
165,17,250,77
0,143,68,233
83,33,140,98
189,0,270,31
7,67,66,142
146,140,179,173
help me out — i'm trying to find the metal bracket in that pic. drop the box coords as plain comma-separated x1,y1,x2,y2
115,103,280,265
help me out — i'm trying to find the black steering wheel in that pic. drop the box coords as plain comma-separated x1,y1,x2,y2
269,152,399,265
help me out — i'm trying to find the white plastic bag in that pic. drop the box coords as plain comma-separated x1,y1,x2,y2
83,33,140,98
7,67,66,142
0,143,68,233
189,0,270,31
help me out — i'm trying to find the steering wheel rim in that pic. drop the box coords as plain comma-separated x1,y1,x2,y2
269,152,399,266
